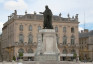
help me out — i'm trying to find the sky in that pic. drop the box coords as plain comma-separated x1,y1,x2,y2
0,0,93,33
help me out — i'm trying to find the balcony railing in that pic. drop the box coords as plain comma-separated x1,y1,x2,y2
60,53,73,57
58,43,78,48
15,42,37,46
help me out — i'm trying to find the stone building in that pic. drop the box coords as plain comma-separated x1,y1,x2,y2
79,29,93,61
0,34,2,61
2,10,79,61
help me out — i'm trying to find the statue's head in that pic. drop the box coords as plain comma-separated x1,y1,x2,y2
45,5,48,9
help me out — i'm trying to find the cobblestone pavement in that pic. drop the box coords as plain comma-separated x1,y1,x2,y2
80,62,93,64
0,61,92,64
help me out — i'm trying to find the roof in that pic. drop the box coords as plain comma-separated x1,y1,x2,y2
79,30,93,38
3,13,79,27
14,14,78,22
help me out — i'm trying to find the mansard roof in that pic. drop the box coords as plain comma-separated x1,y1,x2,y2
79,30,93,38
3,13,79,27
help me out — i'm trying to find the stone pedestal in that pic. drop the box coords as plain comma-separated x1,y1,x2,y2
35,29,60,61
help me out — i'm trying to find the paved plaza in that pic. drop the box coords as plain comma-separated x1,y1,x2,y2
0,61,93,64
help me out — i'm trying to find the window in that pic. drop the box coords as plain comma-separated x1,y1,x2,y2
29,25,32,31
28,34,33,43
71,35,75,45
56,34,59,44
63,49,67,54
18,48,24,53
63,27,66,32
28,49,33,53
71,27,74,33
19,34,24,43
55,27,58,32
71,49,75,54
38,26,41,31
19,25,23,31
63,35,67,45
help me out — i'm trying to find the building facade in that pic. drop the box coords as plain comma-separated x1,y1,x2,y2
0,34,2,61
2,10,79,61
79,29,93,61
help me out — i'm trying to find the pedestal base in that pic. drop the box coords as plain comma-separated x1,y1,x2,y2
35,29,60,61
35,54,59,61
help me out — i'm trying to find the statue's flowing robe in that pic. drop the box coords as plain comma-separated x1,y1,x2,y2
43,8,53,29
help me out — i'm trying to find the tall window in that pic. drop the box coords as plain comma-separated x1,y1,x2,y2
28,34,33,43
56,34,59,44
29,25,32,31
28,49,33,53
63,49,67,54
55,27,58,32
19,25,23,31
63,27,66,32
38,26,41,31
71,35,75,45
71,27,74,33
63,35,67,45
19,34,24,43
18,48,24,53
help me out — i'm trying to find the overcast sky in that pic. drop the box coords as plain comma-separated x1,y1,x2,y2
0,0,93,33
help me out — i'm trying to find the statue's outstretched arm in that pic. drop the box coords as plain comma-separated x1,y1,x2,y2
39,12,44,14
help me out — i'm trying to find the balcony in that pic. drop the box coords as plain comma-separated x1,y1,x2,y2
15,42,37,47
58,43,72,48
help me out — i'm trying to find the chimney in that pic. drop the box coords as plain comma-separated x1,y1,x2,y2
84,29,88,33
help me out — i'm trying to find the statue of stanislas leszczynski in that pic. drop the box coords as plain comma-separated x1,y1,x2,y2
39,5,53,29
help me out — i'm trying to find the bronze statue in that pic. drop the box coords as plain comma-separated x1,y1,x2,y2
39,5,53,29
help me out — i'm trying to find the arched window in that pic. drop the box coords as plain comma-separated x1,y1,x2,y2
18,48,24,53
71,27,74,33
63,49,67,54
63,27,66,32
71,49,75,54
19,25,23,31
55,27,58,32
71,35,75,45
63,35,67,45
29,25,32,31
38,26,41,31
28,34,33,43
19,34,24,43
28,49,33,53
